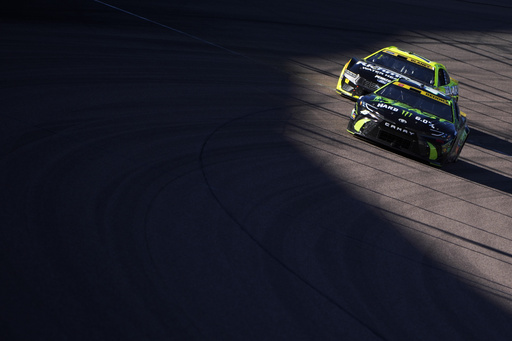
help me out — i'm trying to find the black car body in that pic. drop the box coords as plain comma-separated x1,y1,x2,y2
347,78,469,166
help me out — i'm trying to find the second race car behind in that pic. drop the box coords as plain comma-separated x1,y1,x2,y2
336,46,459,101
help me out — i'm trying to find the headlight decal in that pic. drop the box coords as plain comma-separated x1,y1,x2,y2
364,102,379,112
429,129,447,137
358,101,382,120
344,69,358,84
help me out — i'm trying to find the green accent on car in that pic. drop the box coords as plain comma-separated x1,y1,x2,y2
354,118,371,132
374,97,450,122
427,142,438,160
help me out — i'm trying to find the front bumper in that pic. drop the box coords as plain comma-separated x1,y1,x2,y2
336,70,380,99
347,111,451,166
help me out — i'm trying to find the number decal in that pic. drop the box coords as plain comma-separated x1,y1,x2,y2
443,85,459,96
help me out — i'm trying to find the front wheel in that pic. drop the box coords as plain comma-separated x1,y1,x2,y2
451,137,467,163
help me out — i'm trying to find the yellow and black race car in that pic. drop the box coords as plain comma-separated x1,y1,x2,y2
336,46,459,101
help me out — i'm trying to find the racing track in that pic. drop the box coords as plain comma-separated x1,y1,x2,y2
2,0,512,340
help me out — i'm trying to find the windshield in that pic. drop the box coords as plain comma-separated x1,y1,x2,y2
367,52,435,85
377,84,453,121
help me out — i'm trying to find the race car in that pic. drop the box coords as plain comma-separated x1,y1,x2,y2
336,46,459,101
347,78,469,166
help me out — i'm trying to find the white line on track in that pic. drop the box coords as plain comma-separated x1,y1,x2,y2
92,0,337,93
93,0,247,58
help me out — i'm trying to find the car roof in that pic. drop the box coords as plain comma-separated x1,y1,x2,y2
367,46,443,71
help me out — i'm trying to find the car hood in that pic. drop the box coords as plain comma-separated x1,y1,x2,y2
351,61,405,86
363,95,455,137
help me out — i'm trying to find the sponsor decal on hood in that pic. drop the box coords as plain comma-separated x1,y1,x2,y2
357,61,402,84
371,99,440,129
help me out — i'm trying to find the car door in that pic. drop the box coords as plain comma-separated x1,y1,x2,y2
450,101,468,160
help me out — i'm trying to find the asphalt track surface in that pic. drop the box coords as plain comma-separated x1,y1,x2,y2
2,0,512,340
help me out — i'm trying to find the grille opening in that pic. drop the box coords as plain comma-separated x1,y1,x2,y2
342,82,354,91
378,130,412,149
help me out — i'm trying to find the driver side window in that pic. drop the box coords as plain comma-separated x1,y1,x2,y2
438,69,450,86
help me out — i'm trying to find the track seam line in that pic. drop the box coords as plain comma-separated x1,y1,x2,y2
92,0,338,94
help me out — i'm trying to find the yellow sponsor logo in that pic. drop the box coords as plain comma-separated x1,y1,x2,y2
407,58,433,69
393,82,449,105
383,49,434,70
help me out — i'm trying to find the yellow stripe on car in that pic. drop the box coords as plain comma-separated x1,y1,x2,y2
354,118,372,132
427,142,438,160
393,82,449,104
382,48,435,70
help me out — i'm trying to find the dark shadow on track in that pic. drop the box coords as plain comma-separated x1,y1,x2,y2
468,128,512,157
444,159,512,195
